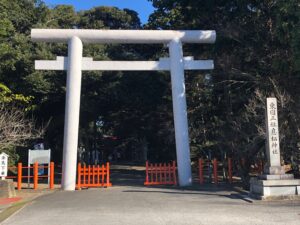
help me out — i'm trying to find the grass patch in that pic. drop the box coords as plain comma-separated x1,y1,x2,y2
0,200,28,223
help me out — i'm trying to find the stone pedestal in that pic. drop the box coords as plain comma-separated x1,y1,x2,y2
250,177,300,200
259,174,294,180
264,166,285,175
0,179,16,198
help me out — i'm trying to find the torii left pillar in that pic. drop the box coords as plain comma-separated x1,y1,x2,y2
169,39,192,186
62,36,83,190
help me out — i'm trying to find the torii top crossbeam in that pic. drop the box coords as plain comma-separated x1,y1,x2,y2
31,29,216,44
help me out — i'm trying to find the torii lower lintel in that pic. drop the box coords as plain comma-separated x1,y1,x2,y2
35,56,214,71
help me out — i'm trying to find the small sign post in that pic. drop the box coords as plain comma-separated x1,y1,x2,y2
28,149,51,187
0,153,9,180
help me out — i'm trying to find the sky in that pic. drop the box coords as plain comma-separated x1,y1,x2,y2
43,0,155,24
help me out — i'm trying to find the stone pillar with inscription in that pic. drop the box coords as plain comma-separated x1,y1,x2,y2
264,98,286,177
250,97,300,199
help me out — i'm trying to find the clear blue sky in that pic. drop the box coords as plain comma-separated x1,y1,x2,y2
43,0,155,24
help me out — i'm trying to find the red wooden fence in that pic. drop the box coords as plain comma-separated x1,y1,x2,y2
6,162,55,190
144,161,177,186
198,158,233,184
77,163,112,189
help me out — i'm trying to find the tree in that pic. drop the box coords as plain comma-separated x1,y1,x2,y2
2,0,299,181
0,104,44,151
147,0,300,184
0,83,45,163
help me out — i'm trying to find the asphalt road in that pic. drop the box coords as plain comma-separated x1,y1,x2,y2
1,185,300,225
2,165,300,225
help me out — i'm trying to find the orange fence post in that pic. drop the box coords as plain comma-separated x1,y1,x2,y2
106,162,111,187
213,158,218,184
168,163,171,184
50,162,54,189
228,158,233,183
159,163,162,183
83,165,86,185
144,161,149,185
199,158,204,184
77,163,81,190
163,163,166,184
101,164,104,185
17,162,22,190
150,163,153,183
33,162,38,190
88,165,91,186
92,165,95,185
172,161,177,185
97,165,100,185
154,163,157,182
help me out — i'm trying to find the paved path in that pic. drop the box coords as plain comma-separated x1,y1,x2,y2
2,185,300,225
2,165,300,225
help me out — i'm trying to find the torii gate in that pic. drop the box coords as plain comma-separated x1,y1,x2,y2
31,29,216,190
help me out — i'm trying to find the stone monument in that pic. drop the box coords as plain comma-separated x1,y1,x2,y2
250,97,300,199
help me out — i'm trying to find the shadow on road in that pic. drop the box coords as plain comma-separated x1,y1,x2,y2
110,163,252,203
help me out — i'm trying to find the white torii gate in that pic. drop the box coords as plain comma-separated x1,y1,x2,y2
31,29,216,190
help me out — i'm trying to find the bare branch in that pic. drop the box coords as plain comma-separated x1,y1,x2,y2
0,104,45,150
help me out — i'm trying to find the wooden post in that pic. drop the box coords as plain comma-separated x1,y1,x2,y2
77,163,81,190
154,163,158,182
228,158,233,183
150,163,153,183
159,163,162,183
101,165,104,185
163,163,167,184
17,163,22,190
199,158,204,184
173,161,177,185
83,164,86,185
168,163,171,183
92,165,95,185
106,162,110,187
213,158,218,184
97,165,100,185
88,165,91,185
50,162,54,189
33,162,38,190
145,161,149,185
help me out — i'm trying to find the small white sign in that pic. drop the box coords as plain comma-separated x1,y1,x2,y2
0,153,9,179
28,149,51,186
28,149,51,164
